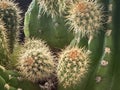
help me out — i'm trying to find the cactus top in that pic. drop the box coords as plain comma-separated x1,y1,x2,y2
38,0,59,17
66,0,104,37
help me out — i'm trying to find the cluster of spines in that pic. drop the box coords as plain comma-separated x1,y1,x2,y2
0,0,22,53
66,0,104,37
38,0,59,17
57,47,89,88
17,39,55,82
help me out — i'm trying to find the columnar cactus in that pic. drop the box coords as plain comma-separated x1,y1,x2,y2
0,0,21,53
17,39,55,83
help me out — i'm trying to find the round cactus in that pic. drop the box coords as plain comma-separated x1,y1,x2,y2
66,0,104,37
0,0,22,53
57,47,89,88
17,39,55,82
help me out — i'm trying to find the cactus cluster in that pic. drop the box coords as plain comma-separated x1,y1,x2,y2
1,0,120,90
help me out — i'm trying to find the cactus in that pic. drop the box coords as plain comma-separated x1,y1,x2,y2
17,39,55,83
0,19,10,66
66,0,104,37
0,0,21,53
57,46,89,88
24,0,74,49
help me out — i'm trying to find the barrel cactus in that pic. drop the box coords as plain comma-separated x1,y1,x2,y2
57,47,89,88
17,39,55,83
66,0,104,37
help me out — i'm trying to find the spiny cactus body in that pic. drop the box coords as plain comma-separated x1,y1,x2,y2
66,0,104,37
0,0,21,53
17,39,55,82
57,47,89,88
0,20,10,66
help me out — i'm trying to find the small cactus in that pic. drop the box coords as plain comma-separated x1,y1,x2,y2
57,47,89,88
17,39,55,82
66,0,104,37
